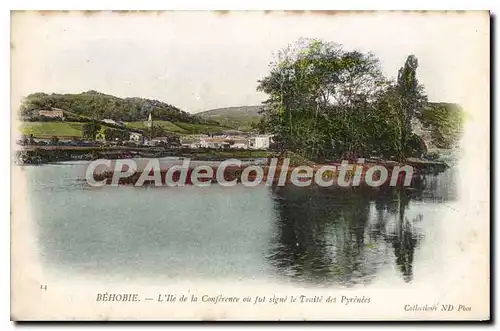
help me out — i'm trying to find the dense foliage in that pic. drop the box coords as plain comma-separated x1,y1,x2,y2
82,121,102,140
257,38,458,161
142,124,170,139
19,90,212,124
104,127,131,142
419,103,465,149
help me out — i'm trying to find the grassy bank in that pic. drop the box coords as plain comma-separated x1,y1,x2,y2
19,122,85,137
19,119,234,140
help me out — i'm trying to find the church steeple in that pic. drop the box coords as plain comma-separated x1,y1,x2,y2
147,112,152,129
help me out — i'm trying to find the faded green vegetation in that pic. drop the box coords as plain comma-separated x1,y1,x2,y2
19,90,206,124
20,122,86,137
196,106,262,131
173,122,233,134
18,90,232,137
21,119,231,138
125,121,232,135
125,120,187,134
19,90,233,136
420,102,465,149
278,151,317,167
255,38,464,161
20,121,132,139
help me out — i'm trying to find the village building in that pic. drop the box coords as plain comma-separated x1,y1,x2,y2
179,134,272,150
184,134,210,140
143,140,156,146
181,139,203,149
129,132,143,142
151,135,181,147
248,134,273,150
38,109,64,120
102,119,125,126
201,137,230,149
102,119,116,125
151,137,169,145
227,136,249,149
102,119,117,125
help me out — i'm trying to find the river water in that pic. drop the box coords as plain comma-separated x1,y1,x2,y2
25,158,459,287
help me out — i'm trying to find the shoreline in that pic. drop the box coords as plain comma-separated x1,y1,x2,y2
15,146,272,164
15,146,450,179
91,161,432,189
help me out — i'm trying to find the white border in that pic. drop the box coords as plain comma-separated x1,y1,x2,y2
1,0,498,10
2,1,496,329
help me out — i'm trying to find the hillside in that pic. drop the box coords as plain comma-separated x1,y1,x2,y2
20,90,211,124
125,120,232,134
196,105,263,131
419,102,465,149
20,122,87,138
18,91,233,137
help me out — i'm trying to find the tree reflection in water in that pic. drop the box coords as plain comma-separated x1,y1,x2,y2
267,170,456,286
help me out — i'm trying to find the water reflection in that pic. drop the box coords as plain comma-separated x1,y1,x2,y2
267,170,456,286
26,162,457,285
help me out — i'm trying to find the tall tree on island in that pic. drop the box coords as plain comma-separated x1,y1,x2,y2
395,55,428,159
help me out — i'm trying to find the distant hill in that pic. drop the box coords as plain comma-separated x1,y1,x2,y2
19,90,212,124
196,105,263,131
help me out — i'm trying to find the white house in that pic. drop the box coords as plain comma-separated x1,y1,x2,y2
129,132,143,142
201,137,230,149
181,139,202,149
38,109,64,120
229,138,249,149
102,119,118,125
151,137,169,145
249,135,272,150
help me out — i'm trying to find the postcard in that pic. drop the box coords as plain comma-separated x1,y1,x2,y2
10,10,490,321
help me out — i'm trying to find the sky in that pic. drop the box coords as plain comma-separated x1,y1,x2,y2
11,11,489,113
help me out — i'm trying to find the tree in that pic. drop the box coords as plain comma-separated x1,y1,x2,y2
394,55,428,159
257,38,389,160
143,124,167,139
104,127,130,142
419,103,464,149
82,121,101,140
19,91,205,124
